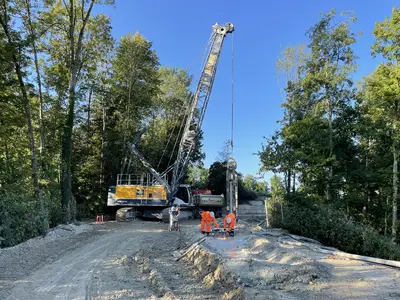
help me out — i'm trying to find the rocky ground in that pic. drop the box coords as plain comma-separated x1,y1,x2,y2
1,218,399,299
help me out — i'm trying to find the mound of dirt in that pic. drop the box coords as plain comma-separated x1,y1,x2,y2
271,258,331,285
194,224,400,299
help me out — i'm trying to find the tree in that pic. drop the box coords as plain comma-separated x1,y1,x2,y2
139,67,204,175
243,174,268,193
0,0,41,208
270,174,285,201
207,161,257,201
42,0,114,223
371,6,400,240
187,163,208,189
216,139,232,162
19,0,45,159
275,44,309,192
302,10,358,201
363,64,400,240
207,161,226,195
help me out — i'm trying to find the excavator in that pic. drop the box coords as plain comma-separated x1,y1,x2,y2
107,22,234,221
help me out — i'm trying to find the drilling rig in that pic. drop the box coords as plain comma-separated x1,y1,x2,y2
107,23,234,221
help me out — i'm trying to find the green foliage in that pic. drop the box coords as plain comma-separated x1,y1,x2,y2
0,187,50,248
207,161,226,195
207,161,257,201
279,198,400,260
243,174,268,193
139,67,204,173
187,163,209,189
270,175,285,201
372,6,400,62
0,1,207,247
260,7,400,245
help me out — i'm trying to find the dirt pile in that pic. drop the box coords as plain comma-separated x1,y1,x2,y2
198,222,400,299
184,245,245,300
271,258,331,285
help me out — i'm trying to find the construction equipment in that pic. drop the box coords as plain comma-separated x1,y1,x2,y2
226,157,238,216
107,23,234,220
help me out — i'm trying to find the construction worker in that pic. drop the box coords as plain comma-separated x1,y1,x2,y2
169,204,180,231
200,210,209,234
200,211,218,234
224,212,236,236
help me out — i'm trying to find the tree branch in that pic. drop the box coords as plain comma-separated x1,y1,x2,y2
75,0,94,66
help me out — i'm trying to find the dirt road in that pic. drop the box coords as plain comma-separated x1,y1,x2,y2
1,219,400,300
0,220,227,300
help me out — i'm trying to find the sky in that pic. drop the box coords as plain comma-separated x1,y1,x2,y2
94,0,398,181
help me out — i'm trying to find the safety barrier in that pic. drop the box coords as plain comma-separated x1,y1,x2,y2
96,215,104,224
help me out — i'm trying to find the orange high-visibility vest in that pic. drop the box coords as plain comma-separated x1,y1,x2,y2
224,213,236,231
207,214,218,229
200,211,210,232
200,211,218,232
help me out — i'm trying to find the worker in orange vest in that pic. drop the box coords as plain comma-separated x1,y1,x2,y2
200,211,209,234
200,211,218,234
224,212,236,236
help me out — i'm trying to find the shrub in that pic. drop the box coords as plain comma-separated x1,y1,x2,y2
0,187,53,248
278,200,400,260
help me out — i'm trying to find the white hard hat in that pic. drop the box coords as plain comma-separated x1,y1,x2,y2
226,217,232,224
209,211,215,218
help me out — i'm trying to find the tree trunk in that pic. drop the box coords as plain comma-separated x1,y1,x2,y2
60,0,76,224
24,0,45,161
287,170,291,194
292,171,295,193
100,105,106,185
392,142,398,241
363,151,369,216
87,87,92,131
0,7,41,208
60,0,95,223
61,78,76,223
86,86,92,155
327,99,333,202
385,193,389,236
4,142,12,184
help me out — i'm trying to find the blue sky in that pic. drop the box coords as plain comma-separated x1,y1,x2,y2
95,0,398,181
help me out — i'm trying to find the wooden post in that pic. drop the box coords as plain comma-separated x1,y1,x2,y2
265,197,269,227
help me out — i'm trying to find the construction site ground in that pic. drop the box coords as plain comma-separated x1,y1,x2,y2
1,219,400,300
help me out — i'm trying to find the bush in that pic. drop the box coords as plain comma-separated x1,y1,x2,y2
0,187,53,248
278,200,400,260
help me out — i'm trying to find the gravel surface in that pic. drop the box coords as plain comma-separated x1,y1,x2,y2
0,220,230,299
1,218,400,299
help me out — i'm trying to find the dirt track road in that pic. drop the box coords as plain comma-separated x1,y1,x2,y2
1,221,223,300
2,219,400,300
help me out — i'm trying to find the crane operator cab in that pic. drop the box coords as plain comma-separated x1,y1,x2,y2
175,184,193,204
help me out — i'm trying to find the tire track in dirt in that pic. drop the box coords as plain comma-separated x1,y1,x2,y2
131,230,237,300
2,220,234,300
2,222,169,299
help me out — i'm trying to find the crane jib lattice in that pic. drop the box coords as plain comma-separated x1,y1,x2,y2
129,23,234,203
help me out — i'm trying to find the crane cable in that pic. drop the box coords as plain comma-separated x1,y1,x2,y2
231,31,235,158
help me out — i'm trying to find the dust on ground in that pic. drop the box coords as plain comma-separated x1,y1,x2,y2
1,218,400,299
